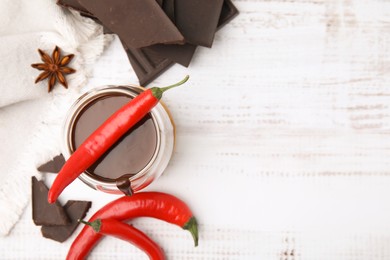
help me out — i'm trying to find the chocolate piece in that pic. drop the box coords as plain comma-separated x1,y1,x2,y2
124,44,174,86
37,154,65,173
57,0,93,17
218,0,239,29
57,1,174,82
145,0,238,67
78,0,184,48
32,177,69,226
174,0,224,47
57,0,238,81
156,0,163,7
41,200,92,242
162,0,175,23
57,0,163,16
122,0,235,77
146,43,196,68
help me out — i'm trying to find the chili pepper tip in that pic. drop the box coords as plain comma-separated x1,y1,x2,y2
150,75,189,100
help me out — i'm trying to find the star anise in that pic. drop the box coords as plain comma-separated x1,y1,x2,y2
31,46,76,92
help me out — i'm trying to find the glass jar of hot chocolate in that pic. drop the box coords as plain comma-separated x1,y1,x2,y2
62,85,175,195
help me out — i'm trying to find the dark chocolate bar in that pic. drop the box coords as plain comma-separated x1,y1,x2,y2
78,0,184,48
218,0,239,29
41,200,92,243
58,2,175,85
162,0,175,23
145,0,238,67
57,0,238,83
146,43,196,68
37,154,65,173
57,0,163,15
32,177,69,226
174,0,224,48
156,0,163,7
124,44,174,86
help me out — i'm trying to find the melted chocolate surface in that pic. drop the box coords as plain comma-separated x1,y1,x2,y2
72,94,158,181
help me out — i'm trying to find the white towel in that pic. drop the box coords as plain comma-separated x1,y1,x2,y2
0,0,113,236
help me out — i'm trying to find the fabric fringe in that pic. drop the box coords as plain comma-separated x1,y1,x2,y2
0,1,113,236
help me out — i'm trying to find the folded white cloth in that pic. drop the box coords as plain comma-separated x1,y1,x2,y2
0,0,113,236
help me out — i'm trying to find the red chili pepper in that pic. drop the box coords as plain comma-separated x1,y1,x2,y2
79,218,165,260
48,76,189,203
67,192,198,260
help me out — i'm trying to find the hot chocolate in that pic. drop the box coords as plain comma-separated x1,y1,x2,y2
71,94,158,182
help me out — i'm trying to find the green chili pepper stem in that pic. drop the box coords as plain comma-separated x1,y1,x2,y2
78,219,102,233
150,75,189,100
183,217,199,247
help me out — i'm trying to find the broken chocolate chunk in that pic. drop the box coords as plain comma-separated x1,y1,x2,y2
37,154,65,173
145,0,238,67
56,0,239,83
162,0,175,23
32,177,69,226
57,0,163,15
174,0,224,47
123,43,174,86
218,0,239,29
146,43,197,68
78,0,184,48
41,200,92,242
156,0,163,7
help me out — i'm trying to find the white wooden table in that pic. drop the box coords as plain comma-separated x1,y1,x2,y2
2,0,390,259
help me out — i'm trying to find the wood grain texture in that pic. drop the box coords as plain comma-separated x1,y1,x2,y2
1,0,390,259
152,0,390,258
